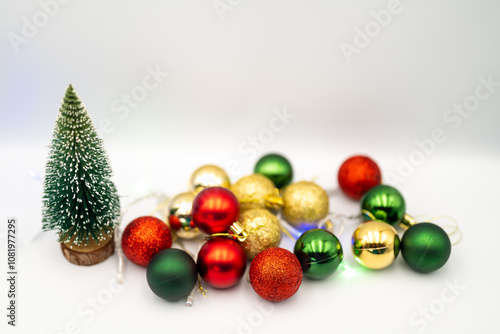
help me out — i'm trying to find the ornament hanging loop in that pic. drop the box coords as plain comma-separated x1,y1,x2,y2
427,215,462,246
264,189,284,210
206,222,250,242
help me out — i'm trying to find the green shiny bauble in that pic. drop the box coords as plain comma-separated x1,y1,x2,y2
146,248,198,301
294,229,343,279
361,184,406,226
401,223,451,273
254,153,293,188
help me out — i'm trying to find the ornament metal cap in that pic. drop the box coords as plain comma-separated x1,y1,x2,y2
399,214,417,230
207,222,250,242
229,222,249,242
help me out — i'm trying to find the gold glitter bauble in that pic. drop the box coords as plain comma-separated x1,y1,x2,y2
167,191,201,239
239,209,282,260
351,220,400,270
190,165,231,193
231,174,282,212
282,181,329,229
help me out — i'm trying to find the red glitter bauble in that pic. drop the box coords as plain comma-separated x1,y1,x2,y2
192,187,240,235
121,216,172,266
338,155,382,200
197,237,247,289
249,247,302,302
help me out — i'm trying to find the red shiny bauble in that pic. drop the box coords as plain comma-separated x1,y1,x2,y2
168,215,182,230
249,247,302,302
192,187,240,235
121,216,172,266
338,155,382,200
197,237,247,289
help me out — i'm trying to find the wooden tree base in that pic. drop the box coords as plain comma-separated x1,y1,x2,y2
60,235,115,266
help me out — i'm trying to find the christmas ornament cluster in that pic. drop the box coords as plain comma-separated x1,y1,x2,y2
42,85,454,305
121,155,452,303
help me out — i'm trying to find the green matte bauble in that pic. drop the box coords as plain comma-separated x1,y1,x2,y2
401,223,451,273
361,184,406,226
254,153,293,188
146,248,198,301
294,229,343,279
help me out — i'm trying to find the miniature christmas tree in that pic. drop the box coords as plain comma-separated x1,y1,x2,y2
42,85,120,254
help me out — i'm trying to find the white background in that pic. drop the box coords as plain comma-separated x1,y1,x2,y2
1,1,500,333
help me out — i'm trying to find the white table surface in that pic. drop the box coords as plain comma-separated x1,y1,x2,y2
1,1,499,333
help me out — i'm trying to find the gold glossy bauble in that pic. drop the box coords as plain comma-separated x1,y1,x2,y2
168,191,201,239
281,181,329,229
231,174,282,212
351,220,400,270
239,209,282,260
190,165,231,193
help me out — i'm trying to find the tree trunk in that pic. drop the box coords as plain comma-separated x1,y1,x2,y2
60,233,115,266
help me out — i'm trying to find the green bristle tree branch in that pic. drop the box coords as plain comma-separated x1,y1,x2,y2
42,84,120,246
